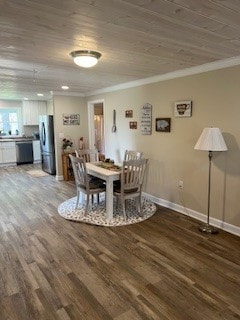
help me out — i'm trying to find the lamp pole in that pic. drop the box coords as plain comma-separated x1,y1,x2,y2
199,150,218,234
207,150,212,226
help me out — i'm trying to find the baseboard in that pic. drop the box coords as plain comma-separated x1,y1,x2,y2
56,175,64,181
143,192,240,237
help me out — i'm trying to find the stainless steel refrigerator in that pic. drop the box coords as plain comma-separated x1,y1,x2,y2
39,115,56,175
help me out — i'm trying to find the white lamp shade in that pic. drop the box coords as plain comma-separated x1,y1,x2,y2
194,127,228,151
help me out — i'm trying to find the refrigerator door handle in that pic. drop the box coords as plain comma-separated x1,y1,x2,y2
42,122,46,146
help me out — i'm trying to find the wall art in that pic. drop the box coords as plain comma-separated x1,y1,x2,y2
63,114,80,125
129,121,137,129
125,110,133,118
156,118,171,132
174,100,192,117
141,103,152,135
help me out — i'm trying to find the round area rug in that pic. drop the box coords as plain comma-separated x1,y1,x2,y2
58,194,156,227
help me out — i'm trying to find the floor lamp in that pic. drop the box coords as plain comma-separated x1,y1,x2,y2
194,128,228,234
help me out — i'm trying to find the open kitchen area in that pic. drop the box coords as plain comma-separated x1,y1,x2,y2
1,1,240,319
0,100,45,166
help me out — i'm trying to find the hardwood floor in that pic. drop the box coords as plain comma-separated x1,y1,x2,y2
0,164,239,320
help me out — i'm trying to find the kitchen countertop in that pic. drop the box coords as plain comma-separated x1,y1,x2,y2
0,136,40,142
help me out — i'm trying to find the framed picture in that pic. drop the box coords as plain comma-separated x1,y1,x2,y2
156,118,171,132
63,114,80,125
125,110,133,118
141,103,152,135
174,100,192,117
129,121,137,129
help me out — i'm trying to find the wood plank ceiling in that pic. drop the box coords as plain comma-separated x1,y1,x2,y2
0,0,240,100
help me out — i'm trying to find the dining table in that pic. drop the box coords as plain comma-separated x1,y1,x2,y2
85,162,121,220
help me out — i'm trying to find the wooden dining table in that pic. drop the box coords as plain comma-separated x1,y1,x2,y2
85,162,121,220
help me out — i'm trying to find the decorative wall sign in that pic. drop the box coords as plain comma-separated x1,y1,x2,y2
141,103,152,135
63,114,80,125
156,118,171,132
129,121,137,129
125,110,133,118
174,101,192,117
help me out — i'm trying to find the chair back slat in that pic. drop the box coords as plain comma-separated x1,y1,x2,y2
124,150,143,161
75,149,99,162
122,158,148,193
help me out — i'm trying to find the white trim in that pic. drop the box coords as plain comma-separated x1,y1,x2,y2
56,175,64,181
88,101,95,149
87,99,105,150
85,55,240,96
143,192,240,237
52,91,85,97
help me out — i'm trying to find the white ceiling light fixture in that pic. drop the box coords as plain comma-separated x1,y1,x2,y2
70,50,101,68
37,93,44,96
61,85,69,90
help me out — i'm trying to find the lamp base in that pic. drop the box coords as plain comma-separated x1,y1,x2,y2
198,224,219,234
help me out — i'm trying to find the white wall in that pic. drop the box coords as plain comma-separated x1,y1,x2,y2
52,95,88,178
86,65,240,230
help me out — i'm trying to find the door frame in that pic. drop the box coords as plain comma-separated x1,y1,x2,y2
88,98,105,151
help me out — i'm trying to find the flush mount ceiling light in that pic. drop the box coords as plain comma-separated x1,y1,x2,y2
70,50,101,68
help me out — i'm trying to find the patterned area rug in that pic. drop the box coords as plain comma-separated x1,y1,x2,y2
27,170,49,177
58,195,156,227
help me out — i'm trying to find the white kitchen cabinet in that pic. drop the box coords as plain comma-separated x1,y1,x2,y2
22,101,47,125
0,142,17,164
33,140,41,162
38,102,47,117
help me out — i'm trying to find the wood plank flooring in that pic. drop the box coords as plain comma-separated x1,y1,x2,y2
0,164,239,320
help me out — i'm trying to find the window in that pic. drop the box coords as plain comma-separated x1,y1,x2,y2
0,108,21,134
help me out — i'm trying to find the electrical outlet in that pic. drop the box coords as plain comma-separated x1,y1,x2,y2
178,180,184,189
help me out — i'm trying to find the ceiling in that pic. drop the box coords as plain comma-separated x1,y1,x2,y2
1,0,240,101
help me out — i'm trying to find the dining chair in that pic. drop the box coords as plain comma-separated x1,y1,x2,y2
113,149,143,189
75,148,104,184
124,150,143,161
75,148,99,162
69,155,106,214
114,158,148,219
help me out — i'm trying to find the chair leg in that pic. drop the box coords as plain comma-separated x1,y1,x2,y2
138,196,142,216
122,198,127,220
75,190,80,210
136,197,141,215
85,194,90,215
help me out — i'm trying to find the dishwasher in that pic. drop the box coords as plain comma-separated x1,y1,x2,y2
15,140,34,165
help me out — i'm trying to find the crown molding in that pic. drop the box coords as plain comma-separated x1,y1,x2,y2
52,91,85,97
85,55,240,97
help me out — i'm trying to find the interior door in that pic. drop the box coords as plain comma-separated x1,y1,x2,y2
94,104,104,154
88,100,105,155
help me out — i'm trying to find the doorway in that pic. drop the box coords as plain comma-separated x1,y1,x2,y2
88,99,105,157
